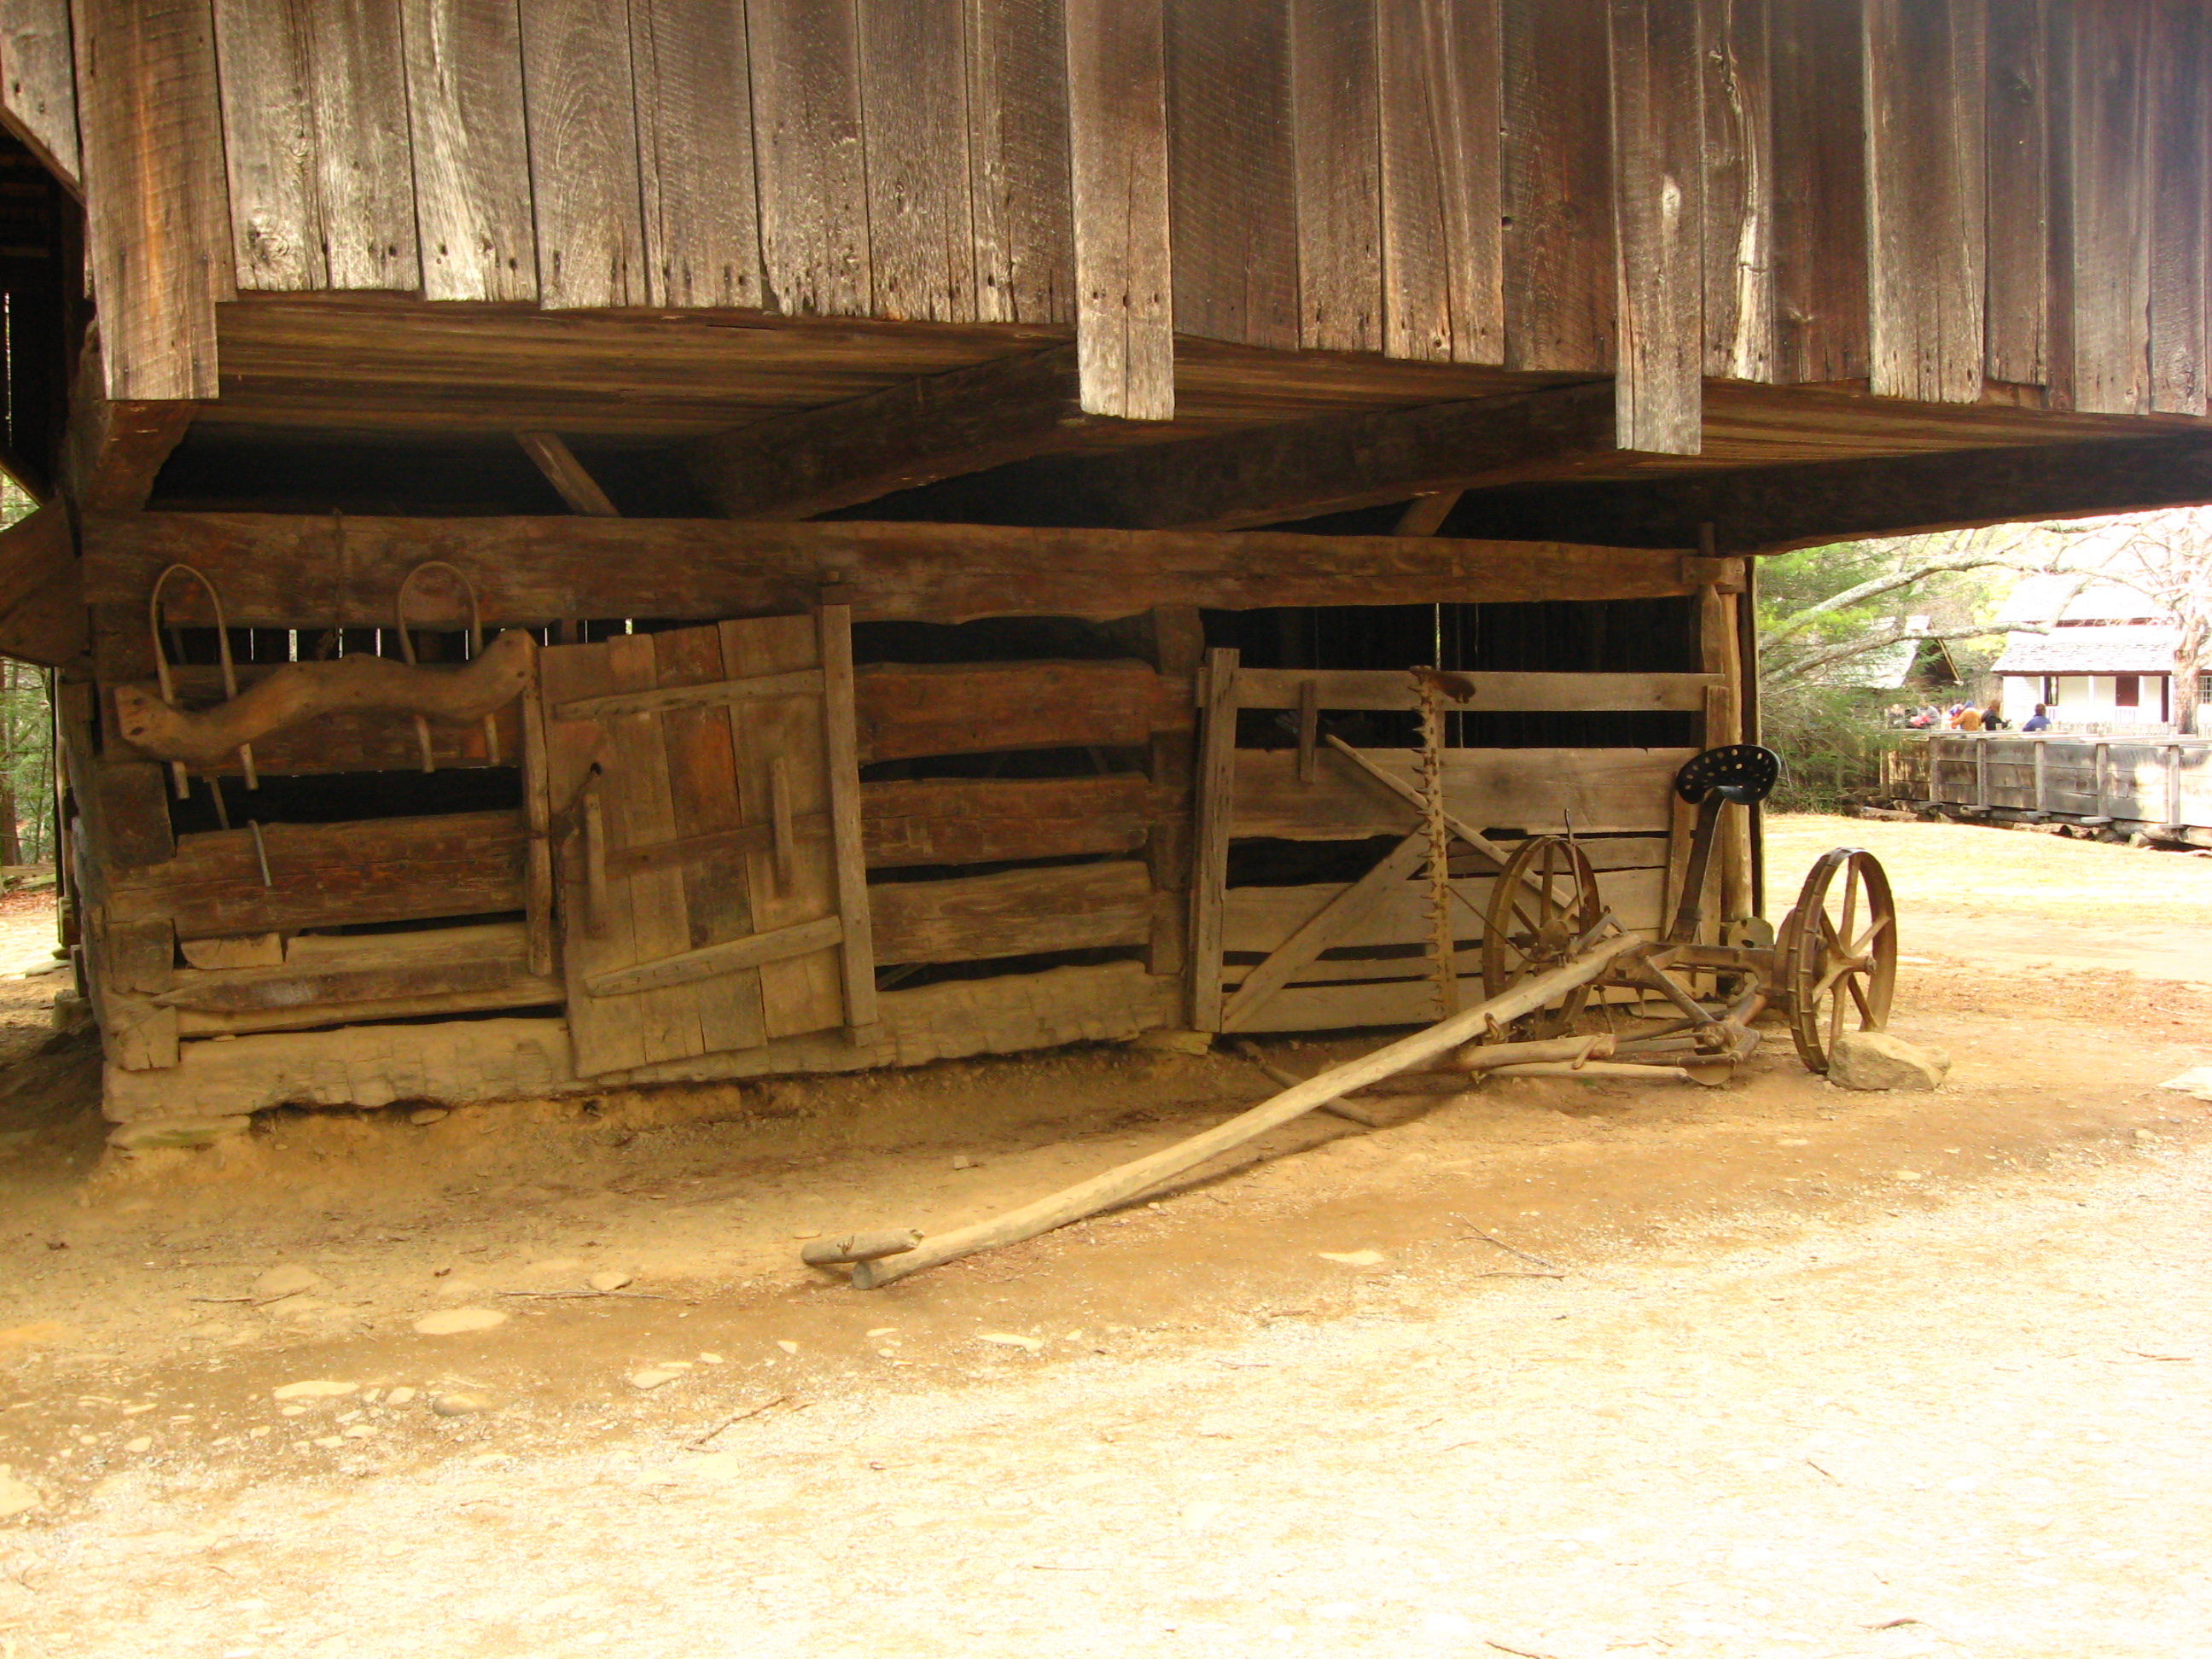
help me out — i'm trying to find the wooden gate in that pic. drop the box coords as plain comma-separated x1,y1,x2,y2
1190,650,1708,1033
538,608,876,1078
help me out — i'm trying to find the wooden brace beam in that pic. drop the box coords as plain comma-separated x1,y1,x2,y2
516,433,620,516
84,513,1706,627
1452,432,2212,554
869,380,1619,530
685,346,1162,520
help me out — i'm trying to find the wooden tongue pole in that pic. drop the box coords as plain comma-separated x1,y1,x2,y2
845,930,1645,1289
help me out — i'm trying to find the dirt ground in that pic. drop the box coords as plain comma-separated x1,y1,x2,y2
2,814,2210,1657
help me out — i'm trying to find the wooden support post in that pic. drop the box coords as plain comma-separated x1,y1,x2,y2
1976,735,1989,808
519,637,556,978
1295,676,1318,783
2168,742,2184,829
1189,646,1240,1032
2094,740,2110,818
818,602,878,1039
1695,537,1751,927
2034,736,2048,813
1144,606,1203,981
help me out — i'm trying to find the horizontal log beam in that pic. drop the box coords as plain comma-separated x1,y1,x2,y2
860,775,1152,867
870,860,1154,965
686,346,1161,520
868,381,1619,530
1451,433,2212,553
103,810,528,937
856,661,1182,763
83,513,1703,626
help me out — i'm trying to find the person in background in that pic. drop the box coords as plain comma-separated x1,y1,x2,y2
1958,703,1984,731
1981,700,2005,731
2023,702,2052,732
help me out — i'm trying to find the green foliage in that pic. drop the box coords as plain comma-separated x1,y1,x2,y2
0,478,52,864
1762,678,1903,813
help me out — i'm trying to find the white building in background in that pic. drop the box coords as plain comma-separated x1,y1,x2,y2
1990,575,2196,729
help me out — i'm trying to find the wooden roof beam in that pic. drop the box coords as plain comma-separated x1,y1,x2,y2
61,341,195,510
684,345,1164,521
1447,433,2212,554
84,511,1706,630
870,380,1620,531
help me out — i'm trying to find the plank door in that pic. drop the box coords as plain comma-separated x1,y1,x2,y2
538,610,876,1077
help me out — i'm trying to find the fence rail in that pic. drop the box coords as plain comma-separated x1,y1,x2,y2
1887,734,2212,837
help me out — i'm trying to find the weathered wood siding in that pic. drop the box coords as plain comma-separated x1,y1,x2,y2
51,1,2212,435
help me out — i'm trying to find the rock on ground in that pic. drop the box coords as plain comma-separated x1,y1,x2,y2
1829,1031,1951,1091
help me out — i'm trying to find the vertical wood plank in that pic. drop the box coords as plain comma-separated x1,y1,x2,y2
1501,0,1615,372
1699,0,1774,382
519,0,647,309
1166,0,1297,350
1866,0,1988,403
2146,0,2204,415
816,603,878,1033
1,0,81,184
400,0,537,302
2043,0,2075,408
630,0,764,309
1985,0,2048,387
722,614,846,1041
1290,0,1381,353
859,0,978,323
1189,645,1238,1032
314,0,419,290
651,624,766,1055
748,0,870,317
1064,0,1173,418
72,0,232,400
607,632,706,1065
1610,0,1705,454
212,0,321,290
542,638,646,1076
2069,0,2150,413
1377,0,1504,365
1767,0,1866,383
965,0,1075,325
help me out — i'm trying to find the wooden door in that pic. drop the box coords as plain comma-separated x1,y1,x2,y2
538,609,876,1078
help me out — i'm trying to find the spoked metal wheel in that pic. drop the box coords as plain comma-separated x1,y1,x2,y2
1481,835,1604,1039
1777,847,1898,1074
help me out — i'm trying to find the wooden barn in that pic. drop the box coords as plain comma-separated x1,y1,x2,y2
1,0,2209,1132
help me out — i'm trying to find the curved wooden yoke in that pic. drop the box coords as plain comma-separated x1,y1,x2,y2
149,562,254,795
396,561,498,772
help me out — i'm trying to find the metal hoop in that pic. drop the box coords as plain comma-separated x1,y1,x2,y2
148,563,256,795
395,561,498,771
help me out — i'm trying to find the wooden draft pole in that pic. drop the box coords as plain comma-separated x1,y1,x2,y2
843,929,1646,1289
